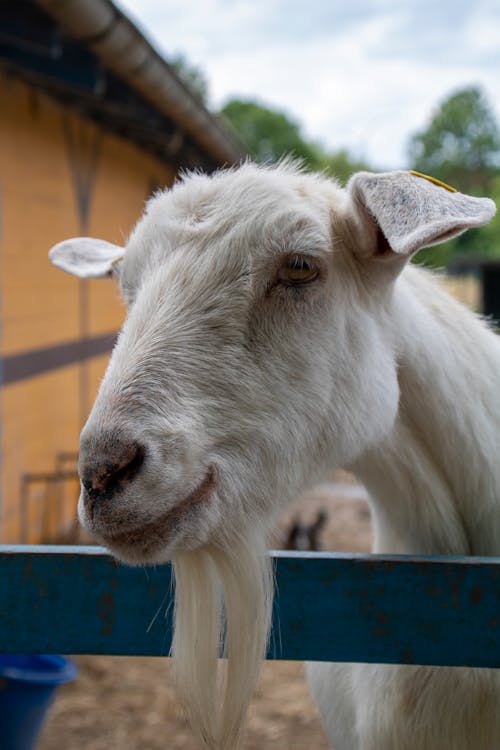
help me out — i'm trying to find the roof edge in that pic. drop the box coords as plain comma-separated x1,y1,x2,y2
36,0,246,166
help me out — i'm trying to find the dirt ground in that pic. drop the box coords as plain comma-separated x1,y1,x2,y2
38,473,372,750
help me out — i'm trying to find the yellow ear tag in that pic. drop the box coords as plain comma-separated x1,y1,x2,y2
110,255,124,267
409,170,458,193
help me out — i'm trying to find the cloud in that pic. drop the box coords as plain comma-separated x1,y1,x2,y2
117,0,500,168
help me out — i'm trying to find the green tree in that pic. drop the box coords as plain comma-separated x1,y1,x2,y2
220,98,374,183
409,86,500,195
321,149,373,185
220,99,323,168
407,86,500,267
479,174,500,257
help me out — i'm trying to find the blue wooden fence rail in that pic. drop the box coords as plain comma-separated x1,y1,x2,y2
1,546,500,668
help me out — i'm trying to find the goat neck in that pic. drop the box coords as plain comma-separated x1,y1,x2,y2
353,265,500,556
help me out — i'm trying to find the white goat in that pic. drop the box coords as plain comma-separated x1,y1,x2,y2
49,163,499,750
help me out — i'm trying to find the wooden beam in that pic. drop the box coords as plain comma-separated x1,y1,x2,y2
1,546,499,667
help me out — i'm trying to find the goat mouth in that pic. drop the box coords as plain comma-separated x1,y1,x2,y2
95,466,217,550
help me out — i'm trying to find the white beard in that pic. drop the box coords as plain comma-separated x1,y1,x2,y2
172,525,274,749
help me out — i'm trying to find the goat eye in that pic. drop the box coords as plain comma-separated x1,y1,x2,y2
277,254,319,285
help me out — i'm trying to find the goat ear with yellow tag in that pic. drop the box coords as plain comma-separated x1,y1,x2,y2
346,170,496,272
49,237,124,279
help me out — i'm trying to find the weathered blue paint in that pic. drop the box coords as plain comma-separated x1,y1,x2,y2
1,546,500,667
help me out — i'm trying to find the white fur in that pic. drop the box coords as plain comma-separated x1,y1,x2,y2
50,163,499,749
307,265,500,750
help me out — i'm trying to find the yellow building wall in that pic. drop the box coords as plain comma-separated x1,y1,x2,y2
0,71,176,542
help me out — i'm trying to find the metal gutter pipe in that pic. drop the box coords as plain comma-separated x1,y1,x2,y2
36,0,246,165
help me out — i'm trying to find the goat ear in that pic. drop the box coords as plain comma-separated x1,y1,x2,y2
49,237,124,279
346,170,496,268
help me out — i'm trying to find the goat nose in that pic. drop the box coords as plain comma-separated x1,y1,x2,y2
80,441,145,506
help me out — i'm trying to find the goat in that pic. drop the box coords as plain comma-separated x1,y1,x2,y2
284,508,329,550
49,163,499,750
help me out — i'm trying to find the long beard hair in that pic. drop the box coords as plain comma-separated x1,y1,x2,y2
171,526,274,749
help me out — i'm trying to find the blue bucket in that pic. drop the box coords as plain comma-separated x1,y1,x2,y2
0,654,78,750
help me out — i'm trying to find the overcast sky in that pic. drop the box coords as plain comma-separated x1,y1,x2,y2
118,0,500,169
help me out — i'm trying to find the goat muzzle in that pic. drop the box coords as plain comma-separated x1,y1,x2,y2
80,439,145,512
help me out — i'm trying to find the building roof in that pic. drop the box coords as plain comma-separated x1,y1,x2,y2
0,0,246,171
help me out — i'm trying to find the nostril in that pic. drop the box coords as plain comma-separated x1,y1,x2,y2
81,443,145,504
108,444,145,487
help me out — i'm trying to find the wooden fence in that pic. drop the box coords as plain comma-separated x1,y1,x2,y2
1,546,500,667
